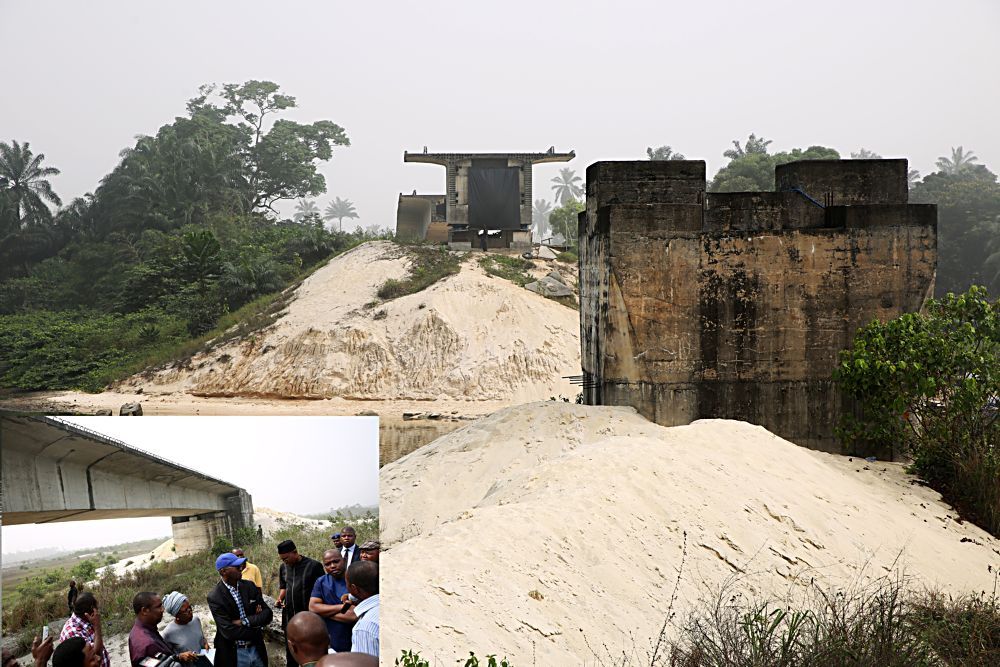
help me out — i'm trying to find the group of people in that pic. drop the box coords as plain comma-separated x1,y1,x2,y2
16,528,380,667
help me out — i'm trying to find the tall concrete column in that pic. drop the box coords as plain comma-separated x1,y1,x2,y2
172,512,231,556
445,162,457,223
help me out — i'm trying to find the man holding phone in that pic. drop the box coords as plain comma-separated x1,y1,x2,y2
59,592,110,667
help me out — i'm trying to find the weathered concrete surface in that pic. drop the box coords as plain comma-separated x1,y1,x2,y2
1,416,253,554
580,160,937,453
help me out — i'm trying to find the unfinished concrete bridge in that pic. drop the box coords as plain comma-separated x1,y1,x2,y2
1,416,253,556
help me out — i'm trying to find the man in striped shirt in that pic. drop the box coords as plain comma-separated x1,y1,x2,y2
59,592,110,667
345,561,378,658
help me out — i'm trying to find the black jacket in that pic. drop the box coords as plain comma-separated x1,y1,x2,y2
207,579,273,667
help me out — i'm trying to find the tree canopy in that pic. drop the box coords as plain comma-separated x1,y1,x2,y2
710,135,840,192
646,145,685,161
551,168,583,206
0,140,61,230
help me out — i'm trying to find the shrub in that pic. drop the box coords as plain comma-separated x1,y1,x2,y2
835,286,1000,536
375,245,462,301
478,255,534,287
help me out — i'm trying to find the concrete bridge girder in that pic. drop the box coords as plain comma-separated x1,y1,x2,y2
1,417,254,555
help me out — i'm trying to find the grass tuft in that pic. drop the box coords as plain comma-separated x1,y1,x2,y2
376,245,463,300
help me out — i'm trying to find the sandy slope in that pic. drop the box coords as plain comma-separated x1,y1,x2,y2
380,402,1000,664
107,241,581,403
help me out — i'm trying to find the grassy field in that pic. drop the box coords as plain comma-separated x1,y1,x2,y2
2,538,166,592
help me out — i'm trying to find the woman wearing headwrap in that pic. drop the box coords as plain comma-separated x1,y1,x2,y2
161,591,210,659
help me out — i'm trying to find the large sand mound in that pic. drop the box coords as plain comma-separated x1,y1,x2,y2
118,241,580,403
381,402,1000,663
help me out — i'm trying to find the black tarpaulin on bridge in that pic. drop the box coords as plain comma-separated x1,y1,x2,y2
468,167,520,230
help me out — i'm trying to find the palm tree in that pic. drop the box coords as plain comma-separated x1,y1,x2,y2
646,146,686,161
0,140,62,227
724,134,772,160
851,148,882,159
551,168,583,206
907,169,921,189
294,199,320,222
324,197,359,231
532,199,553,238
936,146,979,175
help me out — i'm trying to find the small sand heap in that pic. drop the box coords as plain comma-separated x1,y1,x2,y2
380,402,1000,664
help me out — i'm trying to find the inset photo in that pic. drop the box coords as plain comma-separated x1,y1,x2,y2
1,416,379,667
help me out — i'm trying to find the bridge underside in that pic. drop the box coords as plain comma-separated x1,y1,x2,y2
4,506,230,526
1,416,254,555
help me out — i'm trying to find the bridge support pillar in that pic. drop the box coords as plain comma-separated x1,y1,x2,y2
171,489,254,557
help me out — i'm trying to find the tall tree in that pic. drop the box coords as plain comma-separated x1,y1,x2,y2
189,80,350,212
551,168,583,206
294,199,320,222
850,148,882,159
646,146,686,161
936,146,979,175
723,133,772,160
323,197,358,231
0,140,61,228
532,199,553,238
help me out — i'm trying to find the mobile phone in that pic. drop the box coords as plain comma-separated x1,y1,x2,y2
42,626,49,641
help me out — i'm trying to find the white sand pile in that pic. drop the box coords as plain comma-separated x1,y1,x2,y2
93,538,178,579
380,402,1000,664
116,241,580,403
254,507,331,537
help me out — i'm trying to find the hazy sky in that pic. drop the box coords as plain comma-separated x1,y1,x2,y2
3,1,998,229
2,417,378,554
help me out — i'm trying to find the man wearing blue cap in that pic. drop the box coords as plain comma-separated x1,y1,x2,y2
207,552,273,667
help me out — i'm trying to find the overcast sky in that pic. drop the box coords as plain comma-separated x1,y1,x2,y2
2,417,378,554
3,1,998,229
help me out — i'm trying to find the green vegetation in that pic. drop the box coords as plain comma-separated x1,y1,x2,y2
667,577,999,666
395,651,513,667
376,245,463,300
396,575,998,666
0,80,388,393
647,145,685,160
478,255,535,287
836,287,999,536
2,520,376,648
708,134,841,192
555,250,578,263
548,199,585,246
910,160,1000,297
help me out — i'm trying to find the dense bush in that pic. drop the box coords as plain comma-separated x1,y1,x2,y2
835,286,1000,536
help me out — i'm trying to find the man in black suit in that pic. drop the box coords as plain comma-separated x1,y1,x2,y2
207,552,273,667
339,527,359,567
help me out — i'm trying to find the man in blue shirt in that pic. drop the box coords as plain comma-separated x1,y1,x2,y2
307,550,354,652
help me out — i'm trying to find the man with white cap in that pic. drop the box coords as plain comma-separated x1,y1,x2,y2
161,591,210,657
207,552,273,667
